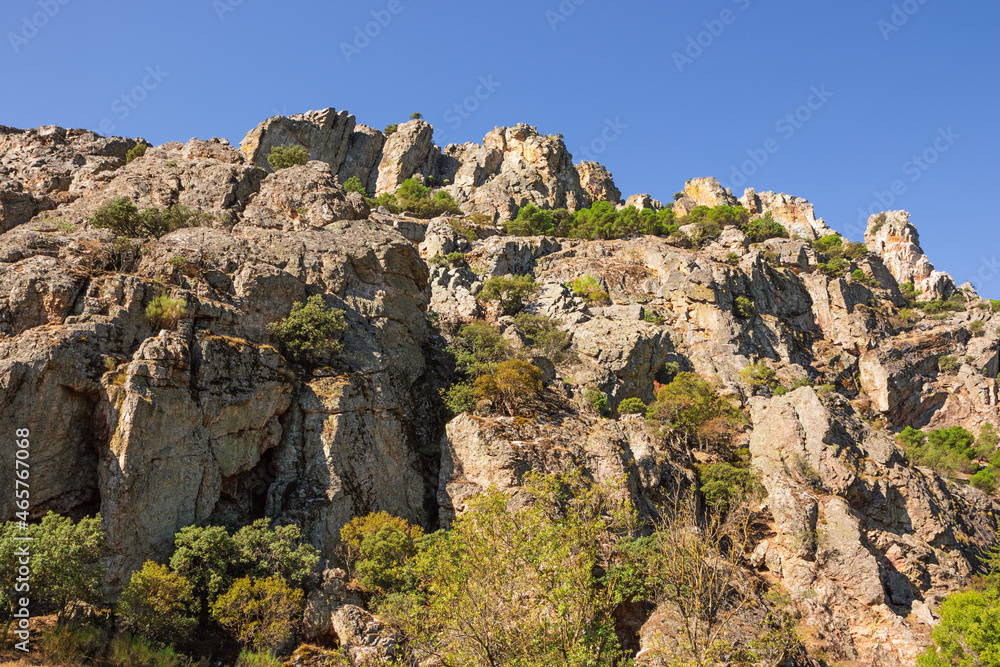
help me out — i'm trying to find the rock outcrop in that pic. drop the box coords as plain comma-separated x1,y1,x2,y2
740,187,835,240
865,210,957,301
672,177,738,216
576,161,622,204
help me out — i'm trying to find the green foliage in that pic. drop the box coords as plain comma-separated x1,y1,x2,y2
725,252,740,265
740,362,777,389
380,473,635,667
375,177,462,219
918,589,1000,666
90,198,212,238
970,320,987,337
430,251,466,268
108,634,189,667
39,622,108,665
126,143,147,163
55,220,78,233
410,112,423,120
169,525,237,619
971,467,1000,494
816,383,837,397
699,463,761,512
899,308,920,328
212,576,304,651
917,295,967,315
384,124,398,135
339,513,424,595
441,381,478,415
474,359,544,416
513,313,572,362
618,397,647,415
734,295,755,319
645,372,744,450
146,295,187,330
871,212,887,234
743,212,788,243
852,269,874,286
939,355,959,372
231,519,320,591
773,386,789,397
343,175,365,193
448,320,511,377
235,649,285,667
899,426,978,475
844,241,868,260
478,274,539,315
569,274,610,304
817,257,848,276
267,295,347,356
583,387,609,416
503,204,555,236
266,144,309,170
813,233,844,256
117,561,196,647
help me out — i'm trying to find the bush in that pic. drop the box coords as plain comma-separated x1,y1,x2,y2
513,313,571,362
235,649,284,667
340,512,425,574
146,295,187,330
970,467,999,493
899,425,978,475
699,463,760,512
90,198,212,238
734,296,755,319
347,514,424,594
474,359,544,416
343,175,365,193
39,623,108,665
852,269,874,286
917,295,966,315
618,397,647,415
117,561,196,647
844,242,868,260
266,144,309,170
503,204,555,236
939,355,959,372
374,177,462,219
169,525,237,619
583,387,609,416
448,320,511,377
232,519,320,591
384,124,399,135
743,213,788,243
410,112,423,120
267,295,347,356
442,382,478,415
817,257,848,276
645,372,743,450
813,233,844,256
725,252,740,265
740,362,777,389
917,589,1000,666
108,634,189,667
212,576,304,651
430,252,465,268
570,275,606,302
478,275,539,315
970,320,986,337
126,143,148,163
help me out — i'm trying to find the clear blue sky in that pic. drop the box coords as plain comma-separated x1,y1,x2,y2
2,0,997,293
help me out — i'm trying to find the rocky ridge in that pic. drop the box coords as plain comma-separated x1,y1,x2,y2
0,108,993,666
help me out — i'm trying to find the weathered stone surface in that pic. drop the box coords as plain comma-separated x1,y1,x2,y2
865,210,956,301
242,161,369,231
374,120,437,195
576,161,621,204
740,188,834,240
241,108,356,175
672,177,738,216
624,193,664,211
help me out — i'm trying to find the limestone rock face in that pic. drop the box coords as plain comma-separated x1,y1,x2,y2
373,120,438,195
241,108,356,176
865,210,956,301
624,193,664,210
242,161,369,231
672,177,738,216
749,388,995,666
740,188,835,240
576,161,622,204
0,125,139,232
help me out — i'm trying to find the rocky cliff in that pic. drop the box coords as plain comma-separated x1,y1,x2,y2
0,108,992,666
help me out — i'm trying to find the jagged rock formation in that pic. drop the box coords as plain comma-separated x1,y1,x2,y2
0,110,995,665
865,210,957,301
624,193,664,211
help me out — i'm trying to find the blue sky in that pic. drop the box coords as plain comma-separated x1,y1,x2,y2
2,0,997,293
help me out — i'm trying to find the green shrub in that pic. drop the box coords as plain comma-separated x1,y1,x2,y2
474,359,544,416
734,296,755,319
969,320,986,337
343,175,365,193
430,252,466,268
513,313,572,362
725,252,740,265
212,576,304,651
384,124,399,135
56,220,78,233
843,242,868,260
91,198,145,237
39,623,108,665
816,384,836,397
618,398,647,415
117,561,196,647
235,649,285,667
570,275,606,302
146,295,188,330
699,463,761,512
813,233,844,256
266,144,309,170
970,467,999,494
852,269,873,286
90,198,212,238
479,275,539,315
169,525,237,620
503,204,555,236
267,295,347,356
374,177,462,219
899,308,920,328
340,513,424,594
870,212,887,234
645,372,744,450
742,213,788,243
126,143,148,163
583,387,609,416
448,320,511,377
410,112,423,120
108,634,189,667
763,250,780,264
899,425,978,475
939,355,959,373
773,386,789,397
917,295,966,315
231,519,320,591
644,310,665,325
817,257,848,276
791,377,815,390
740,362,777,389
442,382,478,415
979,423,999,458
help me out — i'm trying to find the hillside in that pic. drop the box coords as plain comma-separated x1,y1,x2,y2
1,109,998,666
